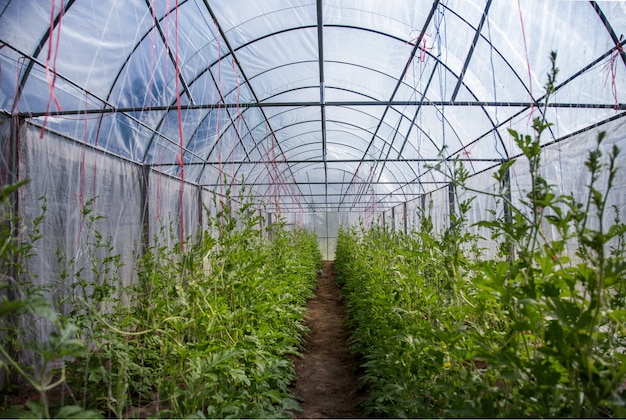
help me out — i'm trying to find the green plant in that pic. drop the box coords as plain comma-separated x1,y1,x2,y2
335,52,626,418
0,182,100,419
468,53,626,417
63,186,320,418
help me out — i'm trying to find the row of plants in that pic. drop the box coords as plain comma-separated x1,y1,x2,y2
335,55,626,418
1,185,322,418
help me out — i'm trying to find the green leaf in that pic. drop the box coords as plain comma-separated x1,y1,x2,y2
54,405,103,419
0,299,25,316
23,401,47,419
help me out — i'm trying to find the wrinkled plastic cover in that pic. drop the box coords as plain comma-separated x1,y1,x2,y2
0,0,625,215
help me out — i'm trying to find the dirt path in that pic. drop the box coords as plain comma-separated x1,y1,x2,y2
291,260,364,419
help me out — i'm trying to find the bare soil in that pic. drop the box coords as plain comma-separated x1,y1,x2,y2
290,260,365,419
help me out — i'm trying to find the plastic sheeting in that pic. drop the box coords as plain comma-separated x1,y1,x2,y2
1,1,626,256
1,1,626,385
1,0,624,215
380,117,626,260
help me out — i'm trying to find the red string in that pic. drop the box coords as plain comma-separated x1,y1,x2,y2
41,0,64,139
602,38,623,111
461,144,473,157
264,126,280,214
419,37,432,63
232,57,243,124
271,135,280,213
407,30,432,63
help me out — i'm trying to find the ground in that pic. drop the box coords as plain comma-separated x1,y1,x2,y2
290,260,365,419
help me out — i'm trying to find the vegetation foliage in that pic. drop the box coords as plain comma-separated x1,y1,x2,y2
335,54,626,418
1,185,321,418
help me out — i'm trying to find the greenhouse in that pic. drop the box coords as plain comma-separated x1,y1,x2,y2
1,0,625,418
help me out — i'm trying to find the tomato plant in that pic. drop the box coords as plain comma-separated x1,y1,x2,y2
335,54,626,418
1,184,321,418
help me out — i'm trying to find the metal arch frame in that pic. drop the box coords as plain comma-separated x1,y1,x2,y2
224,119,427,205
243,126,420,201
224,105,437,181
382,62,626,209
381,109,626,216
10,1,304,208
209,66,448,162
120,8,512,196
591,1,626,67
9,0,212,171
7,0,626,213
15,0,78,107
16,3,617,157
92,1,309,206
101,0,203,165
174,51,453,172
86,1,293,198
347,3,513,211
449,0,494,102
159,25,321,182
242,143,419,198
195,97,437,195
264,163,403,212
338,0,441,209
433,37,626,165
368,1,626,211
439,0,564,153
199,1,307,206
208,86,459,197
148,3,259,184
362,1,539,208
316,0,329,212
5,41,213,168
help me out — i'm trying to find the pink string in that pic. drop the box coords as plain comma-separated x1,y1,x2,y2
602,38,623,111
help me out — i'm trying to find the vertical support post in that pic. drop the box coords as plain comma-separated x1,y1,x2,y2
420,194,426,230
403,201,408,235
0,115,22,390
448,182,456,229
139,165,150,255
503,165,515,263
197,185,203,244
326,212,330,261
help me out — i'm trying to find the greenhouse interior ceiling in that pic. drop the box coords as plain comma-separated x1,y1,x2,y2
0,0,625,215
